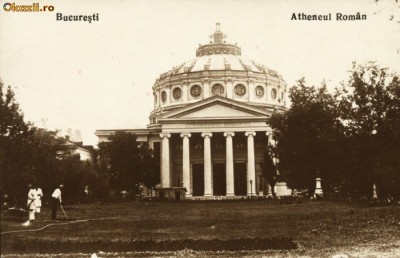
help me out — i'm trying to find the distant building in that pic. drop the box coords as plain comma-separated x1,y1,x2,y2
96,24,291,199
56,129,94,162
62,136,94,162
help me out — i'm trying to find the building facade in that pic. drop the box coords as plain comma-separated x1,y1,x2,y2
57,136,95,162
96,24,290,199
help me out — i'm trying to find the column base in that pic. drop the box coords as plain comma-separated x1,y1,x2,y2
185,193,193,198
315,189,323,195
226,193,235,197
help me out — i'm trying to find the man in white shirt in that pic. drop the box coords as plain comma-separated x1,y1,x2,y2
51,184,63,220
27,184,37,221
35,187,43,213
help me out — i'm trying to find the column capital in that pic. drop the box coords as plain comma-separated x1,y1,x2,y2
201,132,213,138
245,131,256,137
160,133,171,139
180,132,192,138
266,131,272,137
223,132,235,137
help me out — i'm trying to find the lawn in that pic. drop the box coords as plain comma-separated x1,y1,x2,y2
1,200,400,257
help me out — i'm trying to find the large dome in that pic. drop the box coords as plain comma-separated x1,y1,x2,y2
149,23,287,125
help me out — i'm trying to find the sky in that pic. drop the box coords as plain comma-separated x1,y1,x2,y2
1,0,399,146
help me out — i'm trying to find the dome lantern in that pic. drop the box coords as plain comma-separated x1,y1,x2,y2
196,23,241,57
210,22,225,43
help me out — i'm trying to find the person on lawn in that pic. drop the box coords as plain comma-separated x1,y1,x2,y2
27,184,37,222
35,186,43,213
51,184,63,220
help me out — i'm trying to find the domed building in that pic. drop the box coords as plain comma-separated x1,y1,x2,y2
96,24,289,199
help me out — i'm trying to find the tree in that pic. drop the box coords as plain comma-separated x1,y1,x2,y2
140,143,159,192
338,62,400,199
268,78,345,195
98,132,157,195
0,80,35,202
268,62,400,200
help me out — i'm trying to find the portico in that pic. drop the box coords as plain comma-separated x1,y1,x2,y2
160,131,265,198
157,96,272,198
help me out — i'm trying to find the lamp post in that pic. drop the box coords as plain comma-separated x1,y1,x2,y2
372,129,378,199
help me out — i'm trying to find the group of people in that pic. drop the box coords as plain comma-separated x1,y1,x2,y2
27,184,63,222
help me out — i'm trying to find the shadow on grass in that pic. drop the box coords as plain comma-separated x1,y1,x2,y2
9,237,297,254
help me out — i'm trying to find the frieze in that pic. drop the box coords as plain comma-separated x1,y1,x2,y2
185,122,252,128
156,75,275,90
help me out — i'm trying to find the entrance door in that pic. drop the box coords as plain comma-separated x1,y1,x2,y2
192,164,204,196
213,163,226,196
234,163,247,195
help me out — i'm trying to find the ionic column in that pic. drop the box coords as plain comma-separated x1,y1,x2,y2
224,132,235,196
245,131,256,196
160,133,171,187
181,133,192,197
201,132,213,196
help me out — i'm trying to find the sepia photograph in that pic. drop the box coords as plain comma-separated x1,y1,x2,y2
1,0,400,257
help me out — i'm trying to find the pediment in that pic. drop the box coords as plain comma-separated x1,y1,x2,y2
159,96,271,121
177,103,258,118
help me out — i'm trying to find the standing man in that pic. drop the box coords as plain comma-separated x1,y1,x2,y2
27,184,37,222
35,186,43,213
51,184,63,220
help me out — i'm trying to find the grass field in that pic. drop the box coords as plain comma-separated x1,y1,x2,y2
1,200,400,257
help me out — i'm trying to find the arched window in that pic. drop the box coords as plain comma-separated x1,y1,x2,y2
271,88,277,100
161,91,167,103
